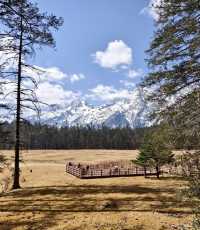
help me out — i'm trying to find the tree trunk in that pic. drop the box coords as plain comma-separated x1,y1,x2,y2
156,165,160,179
12,13,23,190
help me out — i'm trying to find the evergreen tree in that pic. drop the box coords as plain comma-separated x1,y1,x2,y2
0,122,149,150
150,132,174,179
0,0,63,189
135,130,174,179
134,135,153,177
141,0,199,222
141,0,200,132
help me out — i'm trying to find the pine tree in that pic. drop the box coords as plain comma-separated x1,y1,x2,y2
150,132,174,179
0,0,63,189
135,130,174,179
134,135,153,177
141,0,200,130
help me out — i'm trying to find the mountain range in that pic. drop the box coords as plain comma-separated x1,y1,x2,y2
40,87,153,128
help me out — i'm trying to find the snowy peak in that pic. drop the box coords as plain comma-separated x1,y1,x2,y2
40,87,152,128
103,112,129,128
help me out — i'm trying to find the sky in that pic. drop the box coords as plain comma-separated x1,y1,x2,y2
2,0,160,108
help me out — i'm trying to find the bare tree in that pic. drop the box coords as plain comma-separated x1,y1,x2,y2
0,0,63,189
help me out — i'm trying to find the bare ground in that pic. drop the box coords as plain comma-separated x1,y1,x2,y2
0,150,193,230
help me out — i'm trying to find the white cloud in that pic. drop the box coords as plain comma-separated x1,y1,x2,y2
23,66,86,84
93,40,132,69
140,0,162,21
127,69,143,79
39,67,67,81
120,80,136,88
0,38,68,83
0,37,18,70
0,38,87,117
0,62,83,111
0,79,16,105
127,69,143,78
36,81,80,105
86,84,132,102
68,73,85,83
22,66,67,83
1,79,80,108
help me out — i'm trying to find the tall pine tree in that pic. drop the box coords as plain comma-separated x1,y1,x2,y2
0,0,63,189
142,0,200,133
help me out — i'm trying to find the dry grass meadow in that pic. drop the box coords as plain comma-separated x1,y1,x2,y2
0,150,194,230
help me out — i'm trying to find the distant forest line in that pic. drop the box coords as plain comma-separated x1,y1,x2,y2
0,121,197,150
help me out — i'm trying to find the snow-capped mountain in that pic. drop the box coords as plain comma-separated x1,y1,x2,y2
40,87,153,128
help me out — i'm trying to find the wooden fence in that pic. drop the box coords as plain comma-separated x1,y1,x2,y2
66,161,157,179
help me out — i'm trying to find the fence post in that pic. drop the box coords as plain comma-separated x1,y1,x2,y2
101,170,102,176
79,169,81,178
136,167,138,175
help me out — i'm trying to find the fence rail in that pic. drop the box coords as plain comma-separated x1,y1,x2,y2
66,163,157,179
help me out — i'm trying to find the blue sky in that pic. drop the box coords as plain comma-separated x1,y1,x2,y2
28,0,158,106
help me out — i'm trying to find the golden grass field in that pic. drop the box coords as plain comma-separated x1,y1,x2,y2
0,150,194,230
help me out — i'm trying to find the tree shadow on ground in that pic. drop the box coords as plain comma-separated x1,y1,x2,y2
145,176,187,181
1,183,176,196
0,211,58,230
0,181,194,230
0,183,194,213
